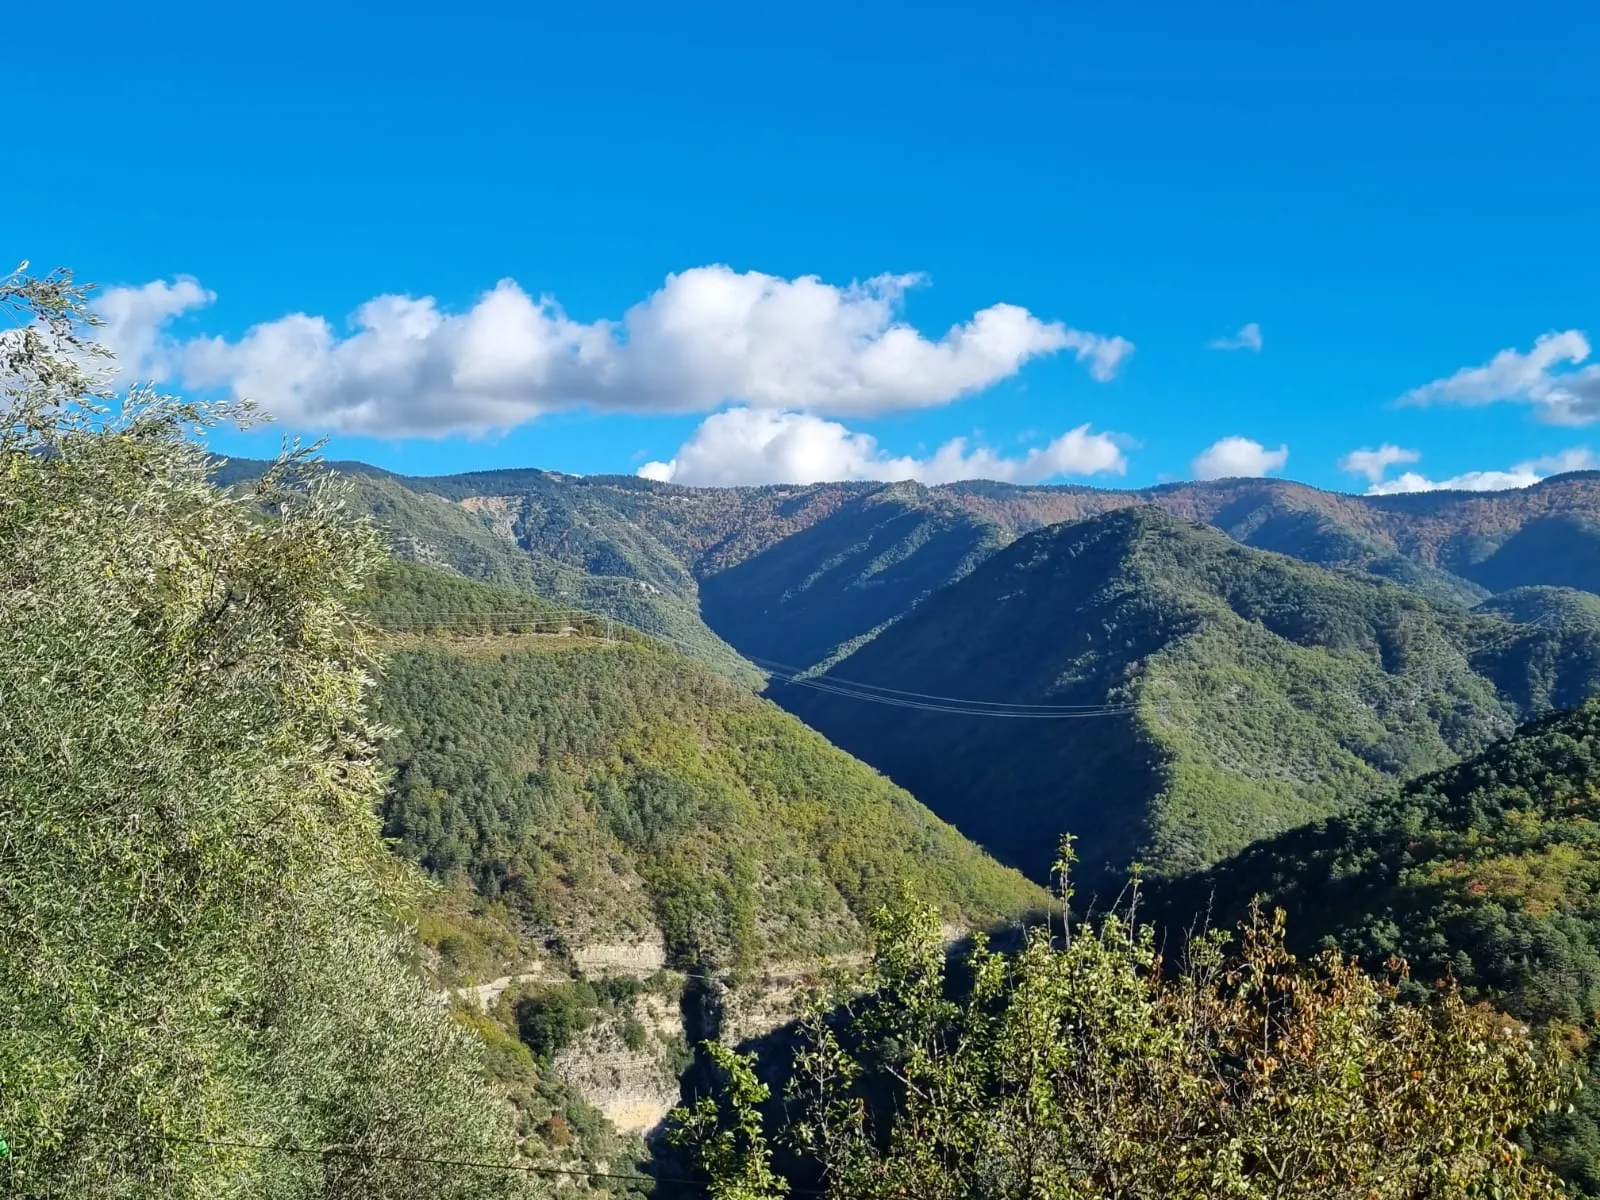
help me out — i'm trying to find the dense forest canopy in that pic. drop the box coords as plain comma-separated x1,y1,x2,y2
360,562,1047,970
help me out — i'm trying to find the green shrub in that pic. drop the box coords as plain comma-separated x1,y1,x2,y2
514,983,598,1061
618,1016,649,1053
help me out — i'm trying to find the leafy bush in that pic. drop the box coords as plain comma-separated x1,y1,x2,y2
514,983,599,1061
674,875,1574,1200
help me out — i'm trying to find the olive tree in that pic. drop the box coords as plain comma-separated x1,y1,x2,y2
0,266,527,1199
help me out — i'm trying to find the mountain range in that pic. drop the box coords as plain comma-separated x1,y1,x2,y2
216,459,1600,683
221,459,1600,883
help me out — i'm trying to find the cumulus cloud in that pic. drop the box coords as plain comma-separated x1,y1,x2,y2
94,277,215,379
90,268,1133,436
1338,443,1422,484
1399,331,1600,426
636,408,1129,487
1207,322,1263,352
1365,447,1598,495
1191,436,1289,481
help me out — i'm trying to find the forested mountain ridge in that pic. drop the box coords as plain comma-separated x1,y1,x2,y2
777,508,1598,883
225,461,768,682
1151,700,1600,1191
216,456,1600,682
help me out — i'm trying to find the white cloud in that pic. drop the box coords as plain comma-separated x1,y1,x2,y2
1525,447,1599,475
1399,331,1600,426
93,277,215,379
637,408,1129,487
1338,443,1421,484
1207,322,1263,352
1191,436,1289,481
1365,447,1598,495
91,268,1133,436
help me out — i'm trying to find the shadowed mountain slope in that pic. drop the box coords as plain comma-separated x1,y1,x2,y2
773,508,1587,884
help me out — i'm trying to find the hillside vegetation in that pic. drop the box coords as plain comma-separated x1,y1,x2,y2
1472,587,1600,715
361,564,1047,972
672,889,1573,1200
777,508,1578,884
1155,700,1600,1192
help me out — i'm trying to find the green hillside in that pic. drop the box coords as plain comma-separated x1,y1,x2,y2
776,508,1573,885
220,458,765,682
1472,587,1600,714
1152,700,1600,1192
220,459,1600,688
360,564,1046,971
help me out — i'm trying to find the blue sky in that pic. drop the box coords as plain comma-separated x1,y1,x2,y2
7,0,1598,492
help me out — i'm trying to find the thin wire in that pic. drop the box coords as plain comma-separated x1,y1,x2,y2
602,626,1137,715
365,610,598,617
362,610,1140,717
777,674,1136,719
4,1127,832,1194
735,649,1131,710
372,612,1124,708
359,604,1560,720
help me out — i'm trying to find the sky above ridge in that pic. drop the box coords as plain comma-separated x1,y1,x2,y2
7,0,1599,494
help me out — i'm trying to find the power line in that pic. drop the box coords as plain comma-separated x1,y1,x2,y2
2,1126,832,1195
733,649,1131,710
622,629,1137,717
775,674,1136,719
357,602,1567,721
365,610,600,617
360,609,1139,717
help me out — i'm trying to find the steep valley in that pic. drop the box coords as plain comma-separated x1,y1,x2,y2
775,507,1575,884
315,463,1600,891
249,462,1600,1173
358,562,1045,1162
